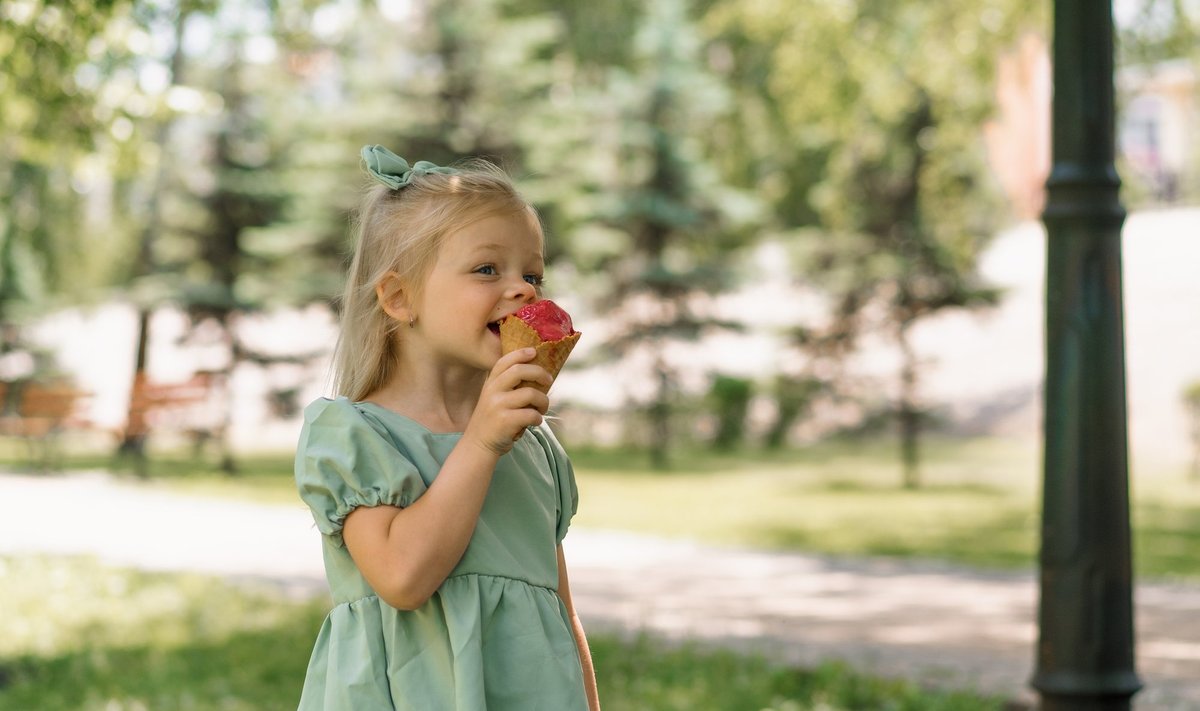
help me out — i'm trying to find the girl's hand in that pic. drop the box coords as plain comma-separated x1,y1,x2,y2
464,348,552,456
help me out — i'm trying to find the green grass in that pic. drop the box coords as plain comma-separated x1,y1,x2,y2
572,437,1044,571
568,436,1200,580
0,556,1006,711
0,556,326,711
592,634,1005,710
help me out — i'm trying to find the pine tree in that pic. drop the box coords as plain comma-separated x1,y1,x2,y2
554,0,759,466
117,0,295,473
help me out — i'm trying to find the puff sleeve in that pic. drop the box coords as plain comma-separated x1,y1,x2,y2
529,423,579,544
294,397,428,548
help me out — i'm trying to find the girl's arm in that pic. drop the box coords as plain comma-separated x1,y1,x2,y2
558,544,601,711
342,349,551,610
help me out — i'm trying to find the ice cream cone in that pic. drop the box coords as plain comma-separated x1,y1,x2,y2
500,317,581,393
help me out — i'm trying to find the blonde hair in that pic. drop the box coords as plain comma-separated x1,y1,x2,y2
332,158,537,401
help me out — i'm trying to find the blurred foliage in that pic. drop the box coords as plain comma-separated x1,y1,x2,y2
704,0,1039,486
764,374,823,449
0,0,129,316
1119,0,1200,66
539,0,762,467
707,372,753,449
7,0,1191,479
1184,379,1200,414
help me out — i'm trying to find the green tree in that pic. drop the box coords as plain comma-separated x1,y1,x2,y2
308,0,564,173
174,51,287,473
115,0,310,472
113,0,570,474
114,0,202,470
0,0,131,328
706,0,1039,487
548,0,759,467
259,0,568,285
512,0,642,69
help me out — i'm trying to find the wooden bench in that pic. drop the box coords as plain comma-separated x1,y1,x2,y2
119,371,226,457
0,380,91,471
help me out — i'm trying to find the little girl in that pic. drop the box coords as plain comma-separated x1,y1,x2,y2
294,145,600,710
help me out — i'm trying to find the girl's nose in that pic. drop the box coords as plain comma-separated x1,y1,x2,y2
509,278,537,302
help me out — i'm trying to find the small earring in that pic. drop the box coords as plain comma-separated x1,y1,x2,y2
408,315,416,329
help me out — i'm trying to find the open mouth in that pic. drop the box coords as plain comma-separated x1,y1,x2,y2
488,321,502,336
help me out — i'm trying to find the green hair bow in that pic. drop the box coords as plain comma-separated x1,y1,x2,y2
361,145,458,189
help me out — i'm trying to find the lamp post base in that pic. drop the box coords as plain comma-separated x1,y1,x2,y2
1032,670,1142,711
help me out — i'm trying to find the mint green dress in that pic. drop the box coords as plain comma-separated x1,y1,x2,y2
294,397,587,711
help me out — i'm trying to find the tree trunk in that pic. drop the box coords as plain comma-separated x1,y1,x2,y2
215,314,238,476
116,5,189,471
897,319,921,489
116,309,151,478
648,357,671,469
200,48,251,476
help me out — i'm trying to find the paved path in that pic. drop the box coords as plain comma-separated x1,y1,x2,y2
3,471,1197,709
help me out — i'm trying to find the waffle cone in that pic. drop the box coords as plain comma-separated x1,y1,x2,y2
499,317,581,393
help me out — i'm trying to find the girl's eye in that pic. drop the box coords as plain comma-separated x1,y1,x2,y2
475,265,497,276
524,274,544,287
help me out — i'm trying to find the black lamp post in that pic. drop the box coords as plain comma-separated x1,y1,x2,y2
1032,0,1142,709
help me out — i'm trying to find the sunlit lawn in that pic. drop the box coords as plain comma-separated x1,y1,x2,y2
573,437,1045,570
4,433,1199,579
0,556,1005,711
577,437,1200,580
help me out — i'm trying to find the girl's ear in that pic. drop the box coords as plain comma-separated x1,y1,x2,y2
375,271,413,323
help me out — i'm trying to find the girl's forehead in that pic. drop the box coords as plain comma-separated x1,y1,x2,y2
441,209,544,253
